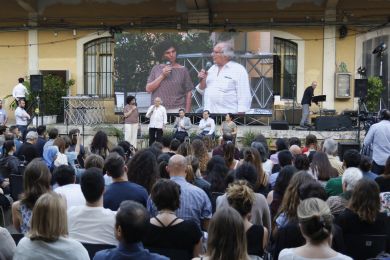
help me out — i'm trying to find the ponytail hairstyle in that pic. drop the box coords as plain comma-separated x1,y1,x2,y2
298,198,333,244
223,141,236,168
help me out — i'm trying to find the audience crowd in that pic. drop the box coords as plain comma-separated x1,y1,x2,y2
0,120,390,260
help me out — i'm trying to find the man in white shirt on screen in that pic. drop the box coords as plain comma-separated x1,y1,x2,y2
146,97,167,146
197,41,251,114
198,110,215,139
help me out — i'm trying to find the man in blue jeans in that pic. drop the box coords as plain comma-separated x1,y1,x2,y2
300,81,318,128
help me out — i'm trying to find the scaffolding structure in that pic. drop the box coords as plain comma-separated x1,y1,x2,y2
62,96,105,125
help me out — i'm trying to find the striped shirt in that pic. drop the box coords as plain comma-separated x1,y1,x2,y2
147,64,194,109
147,176,212,229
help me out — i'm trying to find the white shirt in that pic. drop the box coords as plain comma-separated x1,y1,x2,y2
14,236,89,260
67,205,117,245
199,117,215,135
15,107,30,125
279,248,352,260
54,184,86,209
12,83,28,99
146,105,167,129
197,61,251,113
363,120,390,165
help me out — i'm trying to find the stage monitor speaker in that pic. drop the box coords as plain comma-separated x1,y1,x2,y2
30,75,43,92
355,79,368,98
315,116,352,131
271,120,289,130
338,142,360,162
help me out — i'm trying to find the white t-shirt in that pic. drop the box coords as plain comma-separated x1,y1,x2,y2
13,236,89,260
67,205,117,245
262,159,273,176
279,248,352,260
14,107,30,126
54,184,86,209
12,83,28,99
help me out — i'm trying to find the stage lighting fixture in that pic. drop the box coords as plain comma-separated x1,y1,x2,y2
339,25,348,39
372,42,387,54
357,66,366,76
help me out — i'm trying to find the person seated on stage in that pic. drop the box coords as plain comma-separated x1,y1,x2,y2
212,134,240,160
173,108,192,143
197,110,215,139
219,113,237,142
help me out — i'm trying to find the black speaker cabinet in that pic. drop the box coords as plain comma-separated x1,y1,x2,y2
315,116,352,131
285,108,302,125
30,74,43,92
355,79,368,98
338,142,360,161
271,120,289,130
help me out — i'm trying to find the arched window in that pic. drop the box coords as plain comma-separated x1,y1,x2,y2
84,37,114,97
273,37,298,99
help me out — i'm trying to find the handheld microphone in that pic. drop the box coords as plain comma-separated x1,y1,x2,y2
165,61,171,66
205,61,212,71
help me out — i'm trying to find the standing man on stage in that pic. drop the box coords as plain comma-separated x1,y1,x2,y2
12,78,28,103
14,99,30,140
363,109,390,175
123,95,139,148
146,40,194,113
300,81,318,128
198,110,215,139
173,108,192,143
197,41,251,114
0,100,8,126
146,97,167,146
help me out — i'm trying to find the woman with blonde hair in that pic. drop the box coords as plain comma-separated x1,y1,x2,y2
12,158,52,234
279,198,351,260
242,147,269,195
227,181,268,258
13,192,89,260
193,206,261,260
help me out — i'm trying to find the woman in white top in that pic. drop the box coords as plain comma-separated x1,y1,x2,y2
279,198,352,260
13,192,89,260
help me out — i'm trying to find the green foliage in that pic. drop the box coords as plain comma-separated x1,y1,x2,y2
241,130,256,147
366,76,384,112
113,32,213,92
2,94,17,110
94,125,124,141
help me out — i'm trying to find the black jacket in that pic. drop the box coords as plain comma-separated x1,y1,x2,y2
0,155,21,178
301,86,314,106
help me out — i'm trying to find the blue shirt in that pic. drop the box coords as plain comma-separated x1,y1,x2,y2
362,171,378,181
93,242,168,260
147,176,212,229
103,181,148,211
364,120,390,165
269,172,279,188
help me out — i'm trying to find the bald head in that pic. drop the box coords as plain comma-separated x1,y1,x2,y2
311,81,318,89
168,154,187,177
154,97,162,107
289,145,302,156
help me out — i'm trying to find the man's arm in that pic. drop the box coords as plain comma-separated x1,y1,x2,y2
145,105,154,118
185,91,192,113
145,65,171,93
184,117,192,130
197,69,207,90
3,112,8,125
173,117,179,129
162,107,168,125
208,119,216,135
198,119,205,130
12,87,17,99
236,66,251,113
363,125,375,146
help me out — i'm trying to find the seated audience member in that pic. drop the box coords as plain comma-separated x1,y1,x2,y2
35,125,47,157
242,147,269,196
216,163,271,232
327,167,363,216
223,140,239,170
298,181,328,201
13,192,89,260
279,198,352,260
103,152,148,211
53,165,85,208
143,179,202,258
289,145,302,158
191,139,210,175
288,137,302,148
68,128,86,168
205,155,229,195
193,207,261,260
212,134,240,160
270,138,289,170
267,165,297,219
63,135,81,170
118,140,136,162
43,145,59,172
177,142,193,157
43,127,59,152
310,151,339,186
94,200,168,260
202,135,214,157
325,149,361,196
336,179,390,253
168,138,181,156
375,156,390,192
269,150,293,188
149,142,163,160
53,137,69,167
0,226,16,260
15,131,39,164
84,154,105,169
227,181,268,258
186,155,211,197
322,138,344,175
359,155,377,181
147,155,212,231
127,149,159,193
157,153,171,179
251,141,273,176
160,136,172,153
9,125,23,152
67,167,117,245
293,154,310,171
90,130,110,159
0,140,21,178
12,158,51,234
302,134,318,157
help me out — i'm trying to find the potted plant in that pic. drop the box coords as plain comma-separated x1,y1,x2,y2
366,76,385,112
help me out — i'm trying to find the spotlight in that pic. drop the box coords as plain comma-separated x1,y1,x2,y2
339,25,348,39
372,42,387,54
357,66,367,77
